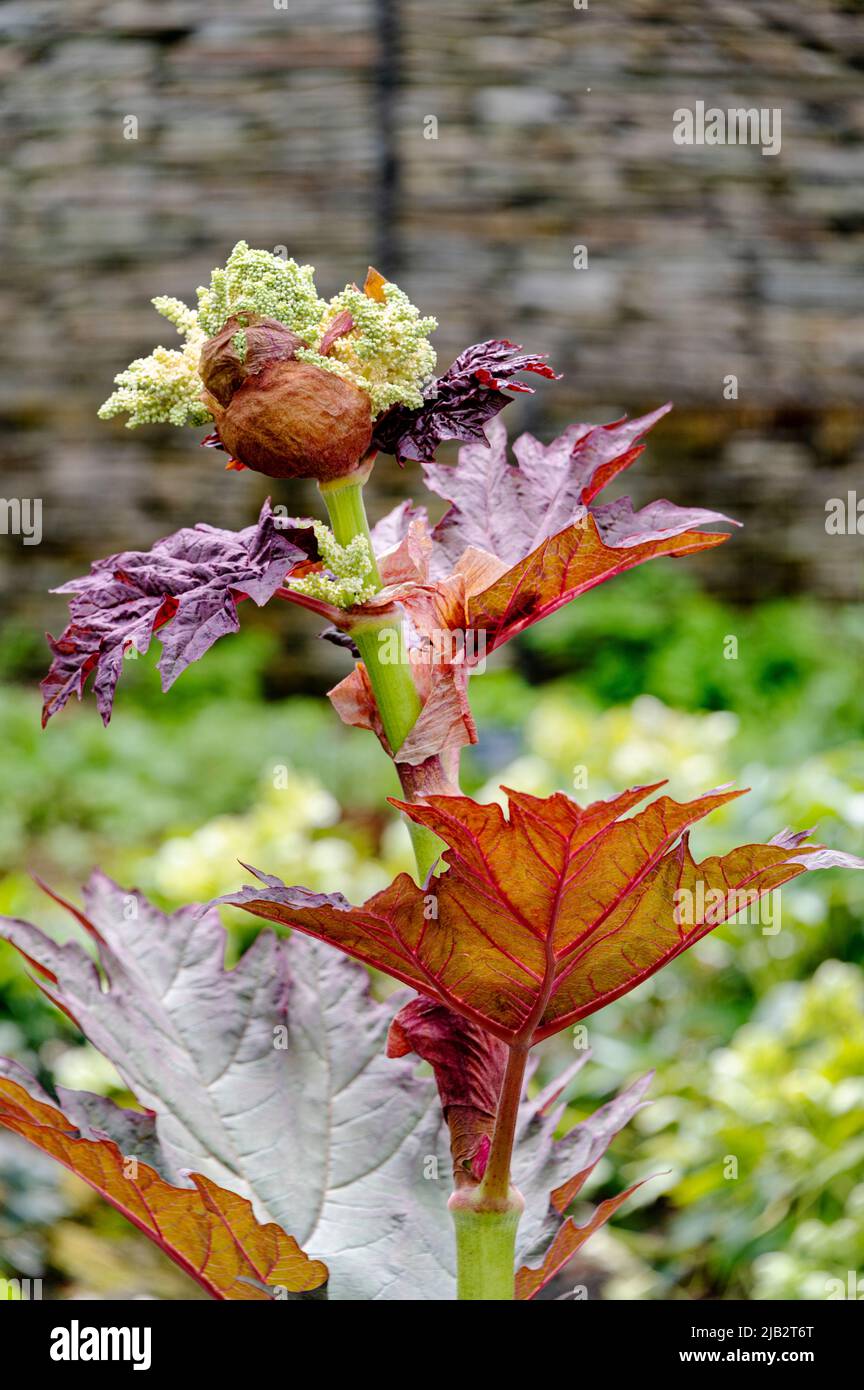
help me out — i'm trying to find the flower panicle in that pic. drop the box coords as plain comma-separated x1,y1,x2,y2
98,242,438,435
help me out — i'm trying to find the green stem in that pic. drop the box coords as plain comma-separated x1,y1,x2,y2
324,469,526,1300
319,474,421,754
321,472,438,875
402,812,442,885
448,1197,523,1301
394,757,455,882
450,1046,528,1299
319,469,383,586
350,615,421,754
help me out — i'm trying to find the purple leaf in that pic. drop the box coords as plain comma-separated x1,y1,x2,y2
41,500,318,726
372,338,559,465
425,406,737,572
514,1069,655,1299
589,495,740,548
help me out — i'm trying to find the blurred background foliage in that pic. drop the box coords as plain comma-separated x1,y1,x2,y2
1,561,863,1300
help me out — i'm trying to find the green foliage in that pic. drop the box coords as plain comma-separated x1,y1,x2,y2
642,962,864,1301
0,632,395,879
518,565,864,752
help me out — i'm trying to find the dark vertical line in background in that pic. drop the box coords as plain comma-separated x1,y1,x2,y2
374,0,401,275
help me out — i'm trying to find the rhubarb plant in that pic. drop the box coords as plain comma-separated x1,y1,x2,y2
3,245,862,1302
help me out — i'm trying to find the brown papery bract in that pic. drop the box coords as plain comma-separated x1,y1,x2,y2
205,359,373,481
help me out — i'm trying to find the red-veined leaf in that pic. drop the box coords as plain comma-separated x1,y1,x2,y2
0,877,452,1299
218,785,864,1046
0,1065,327,1300
464,510,730,653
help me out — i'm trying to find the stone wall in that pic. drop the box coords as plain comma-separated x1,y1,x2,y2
2,0,863,683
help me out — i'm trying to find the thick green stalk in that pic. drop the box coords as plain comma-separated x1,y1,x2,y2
350,615,421,753
319,469,383,586
448,1198,523,1301
319,473,421,753
403,812,443,885
319,471,434,875
323,468,525,1299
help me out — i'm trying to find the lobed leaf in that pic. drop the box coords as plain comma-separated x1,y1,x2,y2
513,1066,653,1299
514,1182,646,1300
372,338,559,464
0,1061,327,1300
220,785,864,1046
41,501,320,725
354,410,737,724
423,407,735,570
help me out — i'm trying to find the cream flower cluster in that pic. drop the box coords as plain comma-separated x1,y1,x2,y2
196,242,324,341
300,282,437,415
97,298,209,429
98,242,437,429
288,521,379,609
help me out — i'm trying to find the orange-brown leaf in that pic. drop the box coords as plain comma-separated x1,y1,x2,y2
0,1074,328,1300
220,786,861,1047
364,266,388,302
467,512,730,653
515,1180,647,1300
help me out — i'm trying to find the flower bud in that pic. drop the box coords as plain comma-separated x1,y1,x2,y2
199,313,374,481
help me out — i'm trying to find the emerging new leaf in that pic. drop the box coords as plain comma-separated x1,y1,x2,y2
423,405,707,567
387,997,507,1182
331,409,737,751
372,339,560,464
421,407,737,652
